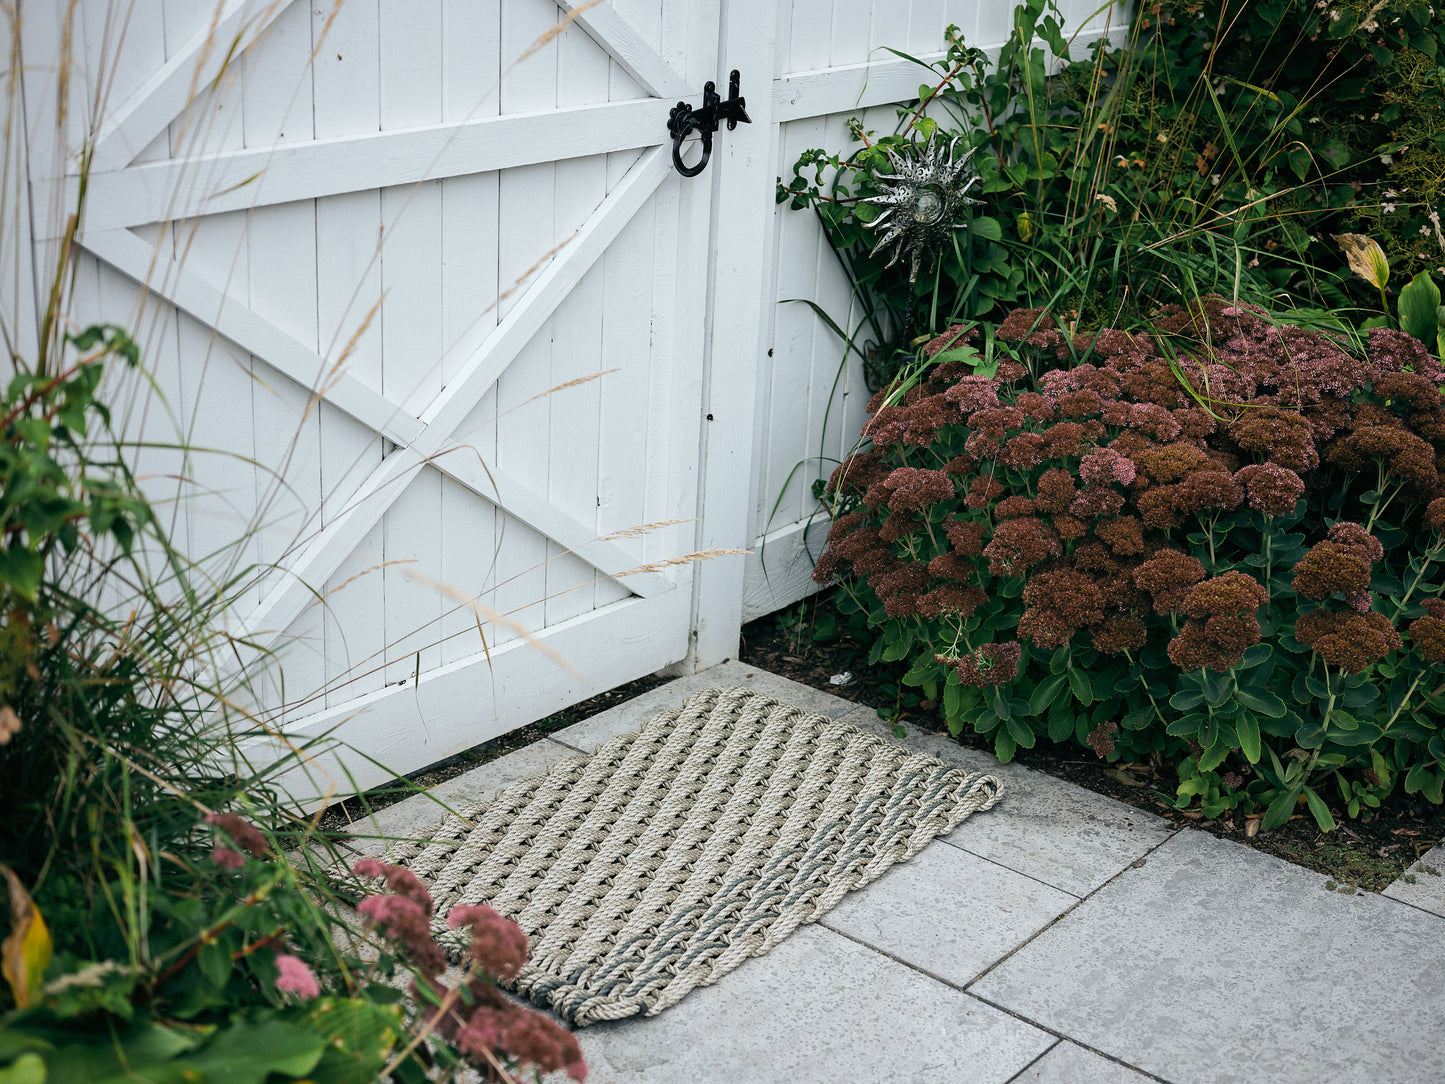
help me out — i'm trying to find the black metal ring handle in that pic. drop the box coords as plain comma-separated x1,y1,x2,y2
664,104,710,178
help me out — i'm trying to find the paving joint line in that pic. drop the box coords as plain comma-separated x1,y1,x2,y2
938,836,1087,900
817,920,1175,1084
962,825,1188,991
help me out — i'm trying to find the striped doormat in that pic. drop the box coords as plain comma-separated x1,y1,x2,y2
393,686,1003,1026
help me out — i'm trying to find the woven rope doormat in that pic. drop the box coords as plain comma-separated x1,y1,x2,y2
393,686,1002,1026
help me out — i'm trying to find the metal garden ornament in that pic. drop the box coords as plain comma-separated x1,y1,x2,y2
863,133,983,289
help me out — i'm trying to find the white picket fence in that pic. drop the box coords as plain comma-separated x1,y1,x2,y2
5,0,1118,800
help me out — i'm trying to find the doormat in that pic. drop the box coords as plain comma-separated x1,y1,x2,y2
392,686,1003,1027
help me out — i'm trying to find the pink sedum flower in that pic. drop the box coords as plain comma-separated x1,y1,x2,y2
274,953,320,999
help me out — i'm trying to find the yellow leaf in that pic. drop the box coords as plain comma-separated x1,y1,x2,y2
1332,233,1390,291
2,865,52,1008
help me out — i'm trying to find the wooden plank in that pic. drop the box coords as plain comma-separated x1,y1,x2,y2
90,0,296,172
554,0,688,99
544,27,611,626
741,514,829,622
688,0,774,669
493,0,559,644
378,0,445,684
240,0,314,147
70,97,675,233
248,589,690,805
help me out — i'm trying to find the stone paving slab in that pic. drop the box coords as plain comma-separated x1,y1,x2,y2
577,924,1053,1084
837,708,1178,898
1382,842,1445,917
1013,1041,1160,1084
821,838,1079,987
543,659,861,753
970,829,1445,1084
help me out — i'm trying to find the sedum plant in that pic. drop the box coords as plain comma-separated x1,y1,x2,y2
814,298,1445,832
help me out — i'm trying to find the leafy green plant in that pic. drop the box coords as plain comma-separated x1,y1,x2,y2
2,822,585,1083
778,0,1445,385
1335,231,1445,356
813,298,1445,833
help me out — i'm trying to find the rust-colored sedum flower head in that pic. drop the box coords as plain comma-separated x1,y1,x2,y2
1171,469,1244,514
945,517,987,556
1091,614,1148,655
1228,408,1319,473
983,517,1062,576
877,466,955,514
1328,425,1439,491
1292,541,1371,600
1426,498,1445,534
1180,571,1268,619
1409,608,1445,665
1017,567,1105,647
1133,549,1207,614
944,641,1023,687
1294,610,1403,673
1233,462,1305,515
1326,521,1384,563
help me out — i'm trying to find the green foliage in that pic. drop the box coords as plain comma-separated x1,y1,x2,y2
0,322,584,1080
779,0,1445,385
0,325,148,601
814,299,1445,833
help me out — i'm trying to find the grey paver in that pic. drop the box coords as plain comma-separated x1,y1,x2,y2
837,707,1177,897
544,659,861,753
822,839,1079,987
577,924,1053,1084
343,738,579,856
971,829,1445,1084
1011,1041,1158,1083
1382,842,1445,917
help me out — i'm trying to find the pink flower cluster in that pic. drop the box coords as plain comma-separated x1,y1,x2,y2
351,859,585,1082
815,296,1445,681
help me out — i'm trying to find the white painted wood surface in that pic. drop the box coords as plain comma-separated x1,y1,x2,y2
10,0,1125,800
17,0,724,801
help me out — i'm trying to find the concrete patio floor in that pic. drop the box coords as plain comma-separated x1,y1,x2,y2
356,661,1445,1084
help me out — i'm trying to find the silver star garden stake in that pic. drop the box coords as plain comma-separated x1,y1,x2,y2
863,132,984,288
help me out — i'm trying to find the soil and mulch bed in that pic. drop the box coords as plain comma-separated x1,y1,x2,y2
739,591,1445,895
319,594,1443,893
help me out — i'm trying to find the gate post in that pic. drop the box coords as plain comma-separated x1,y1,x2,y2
686,0,776,671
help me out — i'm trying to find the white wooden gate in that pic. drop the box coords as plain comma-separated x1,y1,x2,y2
10,0,1116,799
17,0,773,798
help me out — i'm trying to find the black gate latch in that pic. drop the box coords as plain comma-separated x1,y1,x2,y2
667,70,750,177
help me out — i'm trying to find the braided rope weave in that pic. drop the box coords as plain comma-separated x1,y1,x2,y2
393,687,1002,1027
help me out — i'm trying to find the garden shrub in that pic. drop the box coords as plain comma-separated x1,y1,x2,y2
814,297,1445,831
779,0,1445,383
0,326,585,1082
